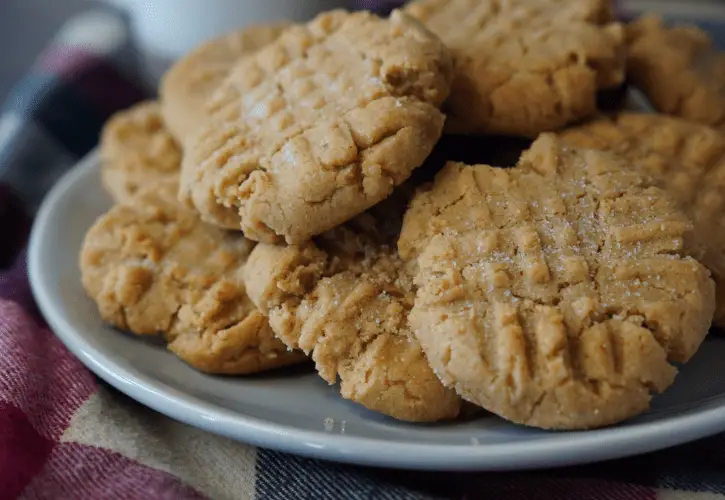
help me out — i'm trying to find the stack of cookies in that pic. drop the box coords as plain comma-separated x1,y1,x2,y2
80,0,725,430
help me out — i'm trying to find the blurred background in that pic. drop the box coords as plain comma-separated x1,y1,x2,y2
0,0,91,101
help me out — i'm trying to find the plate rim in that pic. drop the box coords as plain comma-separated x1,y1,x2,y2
27,150,725,471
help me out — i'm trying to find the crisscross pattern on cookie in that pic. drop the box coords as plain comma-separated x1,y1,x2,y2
559,113,725,324
100,101,181,204
80,183,306,374
244,201,461,422
160,23,289,142
182,9,452,243
404,0,624,136
399,134,715,429
627,15,725,129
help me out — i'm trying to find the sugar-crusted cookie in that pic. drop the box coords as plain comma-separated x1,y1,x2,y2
80,182,306,375
404,0,625,136
243,191,461,422
627,15,725,128
559,113,725,326
160,23,290,143
180,9,453,244
100,101,182,204
399,135,715,429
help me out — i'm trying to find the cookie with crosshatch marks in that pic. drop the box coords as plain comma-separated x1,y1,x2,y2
243,190,461,422
80,182,307,375
100,101,182,204
404,0,625,136
160,23,290,143
627,15,725,129
398,134,715,429
558,113,725,326
180,9,453,244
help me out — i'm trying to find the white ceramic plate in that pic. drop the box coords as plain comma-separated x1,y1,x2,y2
28,151,725,471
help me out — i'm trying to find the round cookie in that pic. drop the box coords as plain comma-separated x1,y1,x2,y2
558,113,725,326
243,192,461,422
404,0,625,136
100,101,182,204
160,23,290,143
180,9,454,243
80,182,306,375
399,134,715,429
627,15,725,129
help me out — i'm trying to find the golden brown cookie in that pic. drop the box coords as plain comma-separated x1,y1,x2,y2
404,0,625,136
243,191,461,422
80,182,306,375
559,113,725,326
398,134,715,429
180,9,453,244
627,15,725,128
160,23,290,143
100,101,182,204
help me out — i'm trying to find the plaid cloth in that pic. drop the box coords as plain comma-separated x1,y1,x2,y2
2,5,725,500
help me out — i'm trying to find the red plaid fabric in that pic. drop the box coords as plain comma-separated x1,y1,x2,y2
0,269,207,499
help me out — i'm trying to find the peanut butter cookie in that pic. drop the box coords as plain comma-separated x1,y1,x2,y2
404,0,625,136
627,15,725,129
180,9,453,243
100,101,182,204
559,113,725,326
80,182,306,375
160,23,290,143
243,191,461,422
399,135,715,429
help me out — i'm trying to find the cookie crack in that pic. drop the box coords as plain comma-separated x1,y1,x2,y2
524,391,547,424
